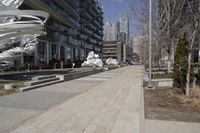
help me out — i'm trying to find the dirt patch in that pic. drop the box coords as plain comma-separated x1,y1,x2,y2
0,89,17,96
0,80,29,96
144,87,200,123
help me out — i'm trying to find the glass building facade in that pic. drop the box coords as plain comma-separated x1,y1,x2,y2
20,0,104,68
119,13,129,46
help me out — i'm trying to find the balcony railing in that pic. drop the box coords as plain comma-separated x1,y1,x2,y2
68,0,79,8
88,8,97,17
84,12,92,20
93,20,101,27
87,23,96,30
90,38,96,44
68,29,77,36
80,34,87,40
59,0,79,18
84,27,93,35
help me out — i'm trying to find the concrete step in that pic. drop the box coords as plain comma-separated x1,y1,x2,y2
32,75,56,81
19,79,64,92
24,77,60,87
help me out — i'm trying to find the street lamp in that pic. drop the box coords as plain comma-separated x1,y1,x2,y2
123,32,128,63
148,0,153,88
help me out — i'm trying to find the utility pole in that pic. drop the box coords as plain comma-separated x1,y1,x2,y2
123,32,128,63
148,0,153,88
123,44,126,63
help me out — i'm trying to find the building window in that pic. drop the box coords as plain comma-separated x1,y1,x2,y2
75,48,79,61
66,48,72,65
51,44,57,59
60,46,65,60
38,41,47,65
80,49,85,61
69,36,73,44
66,48,71,59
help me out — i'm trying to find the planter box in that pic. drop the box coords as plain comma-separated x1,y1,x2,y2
152,78,173,87
4,84,15,90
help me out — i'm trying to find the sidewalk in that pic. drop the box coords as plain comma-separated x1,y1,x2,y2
145,119,200,133
10,66,143,133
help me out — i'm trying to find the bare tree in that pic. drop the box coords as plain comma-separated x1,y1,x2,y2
129,0,149,32
184,0,200,96
130,0,185,69
158,0,186,73
130,0,162,66
160,0,200,95
130,0,200,95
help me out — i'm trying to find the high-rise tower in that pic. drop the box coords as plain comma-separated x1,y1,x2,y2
119,13,129,46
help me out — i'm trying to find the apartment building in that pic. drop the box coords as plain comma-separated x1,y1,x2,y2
103,41,123,62
19,0,103,68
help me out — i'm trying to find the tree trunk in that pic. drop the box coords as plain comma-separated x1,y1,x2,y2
167,53,171,73
186,51,191,96
186,22,198,96
171,40,175,66
185,27,198,96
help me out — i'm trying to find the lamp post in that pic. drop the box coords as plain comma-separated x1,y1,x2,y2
148,0,153,87
123,32,127,63
124,30,130,63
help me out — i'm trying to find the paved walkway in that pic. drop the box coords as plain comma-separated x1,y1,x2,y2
0,77,103,133
145,119,200,133
7,66,143,133
0,70,117,133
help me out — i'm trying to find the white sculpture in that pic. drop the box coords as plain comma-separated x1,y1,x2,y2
82,51,103,68
0,0,49,63
106,58,119,66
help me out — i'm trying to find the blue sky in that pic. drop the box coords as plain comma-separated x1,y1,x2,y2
99,0,132,23
99,0,140,36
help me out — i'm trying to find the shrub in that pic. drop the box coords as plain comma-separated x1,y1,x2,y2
190,88,200,99
173,34,194,90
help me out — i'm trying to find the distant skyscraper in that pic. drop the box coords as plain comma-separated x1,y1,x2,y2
104,22,120,41
120,13,129,45
103,23,111,41
104,13,130,44
117,32,126,43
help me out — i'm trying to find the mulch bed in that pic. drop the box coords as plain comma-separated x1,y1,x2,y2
144,87,200,123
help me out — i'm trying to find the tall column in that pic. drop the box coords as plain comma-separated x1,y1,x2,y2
58,44,60,60
34,45,38,66
46,43,49,65
64,46,67,64
123,43,126,62
71,48,74,63
49,43,52,61
148,0,152,87
20,53,24,66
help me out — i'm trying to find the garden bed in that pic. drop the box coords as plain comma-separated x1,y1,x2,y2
0,89,17,96
152,73,172,79
0,80,28,96
144,87,200,123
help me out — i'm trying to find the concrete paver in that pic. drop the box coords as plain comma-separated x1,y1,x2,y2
0,72,112,133
36,80,102,93
76,77,110,81
0,91,76,111
10,66,143,133
0,107,39,132
145,119,200,133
